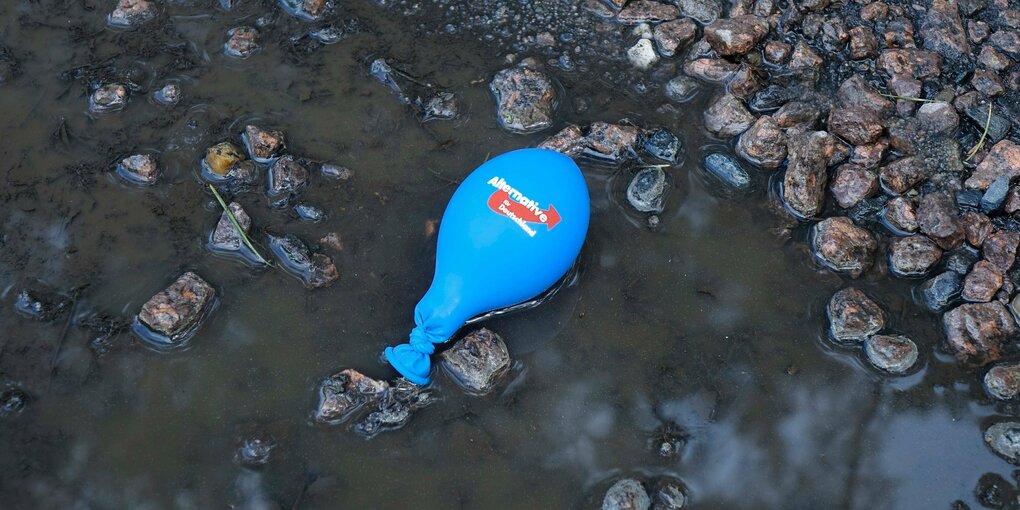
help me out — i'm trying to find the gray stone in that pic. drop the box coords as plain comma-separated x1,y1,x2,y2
827,287,885,342
985,422,1020,464
627,167,668,213
490,67,557,134
642,128,681,163
703,153,750,189
602,478,652,510
944,301,1018,364
812,217,877,278
440,329,512,395
137,272,215,341
985,363,1020,400
981,176,1011,214
865,335,919,374
210,202,251,251
888,235,942,277
919,271,962,312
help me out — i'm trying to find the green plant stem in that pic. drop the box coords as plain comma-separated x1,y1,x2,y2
966,103,993,162
208,184,270,265
879,93,935,103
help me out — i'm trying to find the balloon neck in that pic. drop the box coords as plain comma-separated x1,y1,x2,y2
384,324,447,385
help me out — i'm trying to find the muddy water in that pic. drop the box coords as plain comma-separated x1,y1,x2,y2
0,1,1008,509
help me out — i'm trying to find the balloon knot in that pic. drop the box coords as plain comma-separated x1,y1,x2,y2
408,327,436,355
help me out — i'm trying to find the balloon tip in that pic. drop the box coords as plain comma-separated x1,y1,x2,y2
384,345,432,385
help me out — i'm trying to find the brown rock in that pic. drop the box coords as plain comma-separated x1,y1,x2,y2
888,234,943,277
617,0,680,23
764,41,791,63
811,216,877,277
137,272,215,340
972,69,1005,97
784,131,834,218
268,155,309,196
314,369,389,424
878,156,925,194
983,230,1020,272
963,260,1003,302
965,140,1020,190
979,45,1012,72
116,154,159,185
584,122,639,162
204,142,245,176
773,101,821,128
736,116,788,168
704,15,770,56
944,301,1018,365
883,196,918,233
848,26,880,59
224,26,260,59
683,58,740,82
827,287,885,342
538,125,585,157
830,164,878,208
850,139,889,169
837,75,894,117
917,191,963,249
962,211,993,247
969,21,990,44
877,49,942,79
653,18,698,56
883,18,918,48
860,2,889,21
726,64,759,99
1005,186,1020,214
210,202,251,251
985,362,1020,400
440,329,512,394
920,0,971,61
704,94,755,137
243,125,286,161
989,30,1020,60
788,41,824,71
490,67,557,134
108,0,159,27
888,73,922,98
828,107,883,145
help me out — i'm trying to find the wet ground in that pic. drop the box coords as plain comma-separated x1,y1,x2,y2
0,1,1013,509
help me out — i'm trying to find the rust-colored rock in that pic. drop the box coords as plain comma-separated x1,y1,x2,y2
736,116,787,168
617,0,681,23
704,94,755,137
683,58,739,82
137,272,215,340
538,125,585,157
828,107,883,145
827,287,885,342
848,26,880,59
962,260,1003,302
850,139,889,169
883,196,918,233
653,18,698,56
878,156,925,194
490,67,557,134
962,211,993,247
983,231,1020,272
584,122,639,162
965,140,1020,190
888,234,943,277
917,191,963,249
943,301,1017,365
704,15,770,56
877,49,942,79
811,217,877,277
243,125,286,161
830,164,877,208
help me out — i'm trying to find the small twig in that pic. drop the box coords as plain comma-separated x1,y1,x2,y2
427,167,461,185
50,285,86,381
879,93,935,103
966,103,993,162
636,164,670,169
208,185,270,265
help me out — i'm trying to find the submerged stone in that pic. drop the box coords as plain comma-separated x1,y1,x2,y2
89,84,127,113
0,388,28,417
235,435,276,467
293,203,326,222
355,378,436,438
440,329,512,395
865,335,919,374
490,66,557,134
962,260,1002,303
985,422,1020,464
703,153,750,189
107,0,159,28
224,26,260,59
152,83,180,106
827,287,885,343
943,301,1018,365
985,363,1020,400
116,154,159,185
314,369,388,425
812,217,877,278
919,271,962,312
641,128,680,163
243,125,286,162
214,160,259,194
888,235,942,277
651,479,687,510
268,155,309,197
14,288,70,322
210,202,251,251
320,163,352,180
539,125,586,158
420,92,459,122
204,142,245,176
627,167,668,213
267,234,338,288
136,272,216,345
585,122,639,162
602,478,651,510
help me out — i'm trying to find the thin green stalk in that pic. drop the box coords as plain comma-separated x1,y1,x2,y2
966,103,993,162
208,184,270,265
879,93,935,103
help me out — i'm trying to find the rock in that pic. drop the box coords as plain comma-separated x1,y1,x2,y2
983,231,1019,272
827,287,885,342
889,234,943,277
439,329,511,395
987,422,1020,465
979,45,1011,72
617,0,680,23
920,271,963,312
986,363,1020,400
0,388,28,417
860,2,889,21
962,103,1010,145
828,107,883,145
153,83,180,106
204,142,245,176
320,163,352,180
918,191,963,249
882,196,918,234
962,211,992,246
216,161,259,194
653,19,697,57
945,250,979,275
920,0,971,61
664,75,699,102
704,15,769,56
116,154,159,185
627,39,660,70
683,58,739,82
136,272,215,343
962,260,1002,302
267,234,339,288
848,26,879,59
319,232,343,251
788,41,824,70
538,125,586,157
13,288,70,322
651,480,687,510
972,69,1005,97
210,202,252,251
108,0,159,28
773,100,821,129
235,435,275,467
243,125,286,162
830,164,878,208
837,76,894,117
763,41,792,63
943,301,1018,364
878,157,925,195
268,155,309,198
314,369,388,425
703,153,750,189
279,0,329,20
876,49,942,79
293,203,326,222
369,58,411,104
990,30,1020,60
675,0,722,23
641,128,681,163
703,94,754,137
420,92,459,122
354,378,436,437
735,116,787,168
89,83,128,113
965,141,1020,191
602,479,651,510
783,131,834,218
585,122,639,162
981,176,1011,213
865,335,919,374
224,26,260,59
889,73,922,99
627,167,668,213
749,83,804,113
490,67,557,134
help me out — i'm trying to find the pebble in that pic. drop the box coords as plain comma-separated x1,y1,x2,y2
783,131,838,218
703,94,755,137
204,142,245,176
215,160,259,194
651,479,687,510
985,422,1020,464
985,363,1020,400
116,154,159,186
135,272,216,345
13,288,70,322
811,217,877,278
736,116,788,168
602,478,651,510
943,301,1018,364
314,369,389,425
865,335,919,374
293,203,326,222
420,92,459,122
704,15,769,56
585,122,639,162
919,271,962,312
888,235,943,277
267,234,339,288
627,167,668,213
627,39,659,70
641,128,680,163
882,196,918,234
0,388,28,417
89,84,128,113
243,125,286,162
489,66,557,134
268,155,309,198
152,83,180,106
981,176,1011,214
702,153,750,189
107,0,159,28
224,26,260,59
827,287,885,343
440,329,512,395
210,202,252,251
235,435,276,467
830,164,878,209
320,163,352,180
962,260,1002,302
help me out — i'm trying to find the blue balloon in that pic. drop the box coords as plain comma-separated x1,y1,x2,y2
385,148,590,384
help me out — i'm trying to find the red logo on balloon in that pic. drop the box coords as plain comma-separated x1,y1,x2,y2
487,189,561,232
